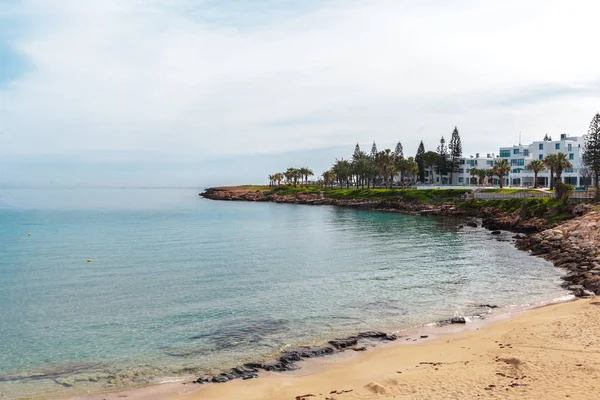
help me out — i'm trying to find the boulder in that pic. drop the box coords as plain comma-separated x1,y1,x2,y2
466,222,478,228
328,337,358,349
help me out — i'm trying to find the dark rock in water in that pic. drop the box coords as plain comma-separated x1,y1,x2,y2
328,337,358,349
352,346,367,351
513,234,526,240
478,304,499,309
570,285,595,298
244,362,263,370
308,346,335,356
242,374,258,380
467,222,478,228
420,335,429,339
491,230,502,235
458,225,464,229
280,351,303,365
193,376,211,384
232,366,257,375
450,317,466,324
357,331,387,339
212,376,229,383
385,334,398,341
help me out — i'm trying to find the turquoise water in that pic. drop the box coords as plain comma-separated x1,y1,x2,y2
0,187,565,398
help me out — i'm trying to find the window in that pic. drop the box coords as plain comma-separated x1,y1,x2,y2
555,143,560,150
436,177,440,183
460,159,465,165
538,154,543,160
512,169,523,174
500,150,510,157
458,177,464,183
460,168,465,174
511,159,525,166
513,148,520,154
539,143,544,150
523,149,529,156
569,153,574,160
568,144,572,151
487,160,494,166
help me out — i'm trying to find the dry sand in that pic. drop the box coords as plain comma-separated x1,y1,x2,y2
72,298,600,400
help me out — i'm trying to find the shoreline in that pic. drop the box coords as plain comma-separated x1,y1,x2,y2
32,190,600,399
57,296,598,400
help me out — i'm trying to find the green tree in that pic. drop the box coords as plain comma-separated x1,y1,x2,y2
322,170,335,187
493,159,511,188
415,141,426,183
476,168,487,185
353,143,362,160
525,159,546,188
370,142,378,159
448,127,462,185
394,141,404,160
551,153,573,198
485,168,495,186
435,136,449,181
583,113,600,197
543,154,558,191
332,159,352,188
298,167,313,186
469,168,478,186
422,151,439,183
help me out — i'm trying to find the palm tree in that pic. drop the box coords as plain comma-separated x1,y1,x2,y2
268,174,274,187
485,168,495,186
543,154,558,191
322,170,335,187
525,159,546,188
375,149,395,188
285,167,301,187
275,172,283,185
332,159,352,188
476,168,487,185
469,168,479,186
552,152,573,184
492,159,511,188
298,167,313,186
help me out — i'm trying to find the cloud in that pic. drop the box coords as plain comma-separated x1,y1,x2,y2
1,0,600,185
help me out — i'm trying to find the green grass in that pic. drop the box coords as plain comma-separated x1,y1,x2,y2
457,197,568,219
264,186,470,203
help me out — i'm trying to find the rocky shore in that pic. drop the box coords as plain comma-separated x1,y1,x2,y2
201,187,555,233
516,210,600,297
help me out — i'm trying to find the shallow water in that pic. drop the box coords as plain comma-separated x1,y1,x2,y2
0,187,565,398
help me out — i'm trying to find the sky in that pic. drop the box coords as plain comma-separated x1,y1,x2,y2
1,0,600,186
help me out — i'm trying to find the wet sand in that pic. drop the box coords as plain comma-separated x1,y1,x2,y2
65,298,600,400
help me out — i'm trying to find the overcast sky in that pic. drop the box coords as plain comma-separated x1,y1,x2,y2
1,0,600,186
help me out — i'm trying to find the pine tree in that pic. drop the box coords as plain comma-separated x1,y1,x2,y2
415,141,425,183
370,142,378,159
448,127,462,185
583,113,600,196
435,136,448,181
353,143,361,160
394,141,404,160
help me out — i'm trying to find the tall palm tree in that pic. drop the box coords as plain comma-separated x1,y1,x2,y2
525,159,546,188
543,154,558,191
332,159,352,188
322,170,335,187
268,174,274,187
493,159,511,188
298,167,314,186
552,152,573,184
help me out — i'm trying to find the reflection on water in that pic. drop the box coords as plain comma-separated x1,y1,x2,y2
0,188,565,398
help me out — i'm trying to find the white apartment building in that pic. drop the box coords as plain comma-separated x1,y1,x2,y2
498,133,587,187
424,153,497,185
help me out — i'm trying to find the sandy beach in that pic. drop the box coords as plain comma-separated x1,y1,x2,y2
68,298,599,400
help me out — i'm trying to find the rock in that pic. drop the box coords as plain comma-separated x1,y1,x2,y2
329,337,358,349
568,284,585,292
574,287,595,298
450,317,466,324
212,376,229,383
357,331,387,339
385,334,398,341
491,230,502,235
467,222,478,228
478,304,499,309
352,346,367,351
242,374,258,380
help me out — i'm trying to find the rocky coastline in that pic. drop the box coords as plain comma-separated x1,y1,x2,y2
195,186,599,386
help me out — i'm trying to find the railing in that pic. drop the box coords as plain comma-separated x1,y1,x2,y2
473,192,555,200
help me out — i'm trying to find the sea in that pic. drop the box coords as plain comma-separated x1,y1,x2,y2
0,186,566,399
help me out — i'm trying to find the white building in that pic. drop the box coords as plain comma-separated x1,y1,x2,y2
425,153,496,185
499,133,587,187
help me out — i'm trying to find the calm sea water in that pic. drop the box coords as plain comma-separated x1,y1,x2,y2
0,187,565,398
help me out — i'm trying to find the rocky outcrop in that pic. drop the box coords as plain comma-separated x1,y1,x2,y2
192,331,399,385
517,211,600,296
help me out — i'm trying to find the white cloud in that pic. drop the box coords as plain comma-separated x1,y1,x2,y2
1,0,600,166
